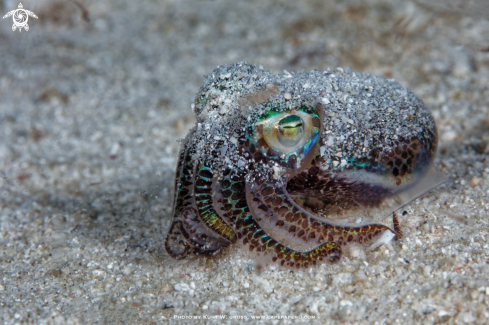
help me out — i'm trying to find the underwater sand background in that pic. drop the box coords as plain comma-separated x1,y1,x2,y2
0,0,488,323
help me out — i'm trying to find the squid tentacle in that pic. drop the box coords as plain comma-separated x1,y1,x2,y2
220,169,341,268
247,180,401,252
194,163,237,242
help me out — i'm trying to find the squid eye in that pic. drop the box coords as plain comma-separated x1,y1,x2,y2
260,110,320,155
277,115,304,147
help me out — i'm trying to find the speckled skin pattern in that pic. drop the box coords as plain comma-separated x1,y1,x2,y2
165,62,437,268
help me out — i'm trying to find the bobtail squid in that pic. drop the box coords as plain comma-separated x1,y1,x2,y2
165,62,442,268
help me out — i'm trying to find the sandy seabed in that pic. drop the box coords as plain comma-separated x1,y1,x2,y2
1,0,489,324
